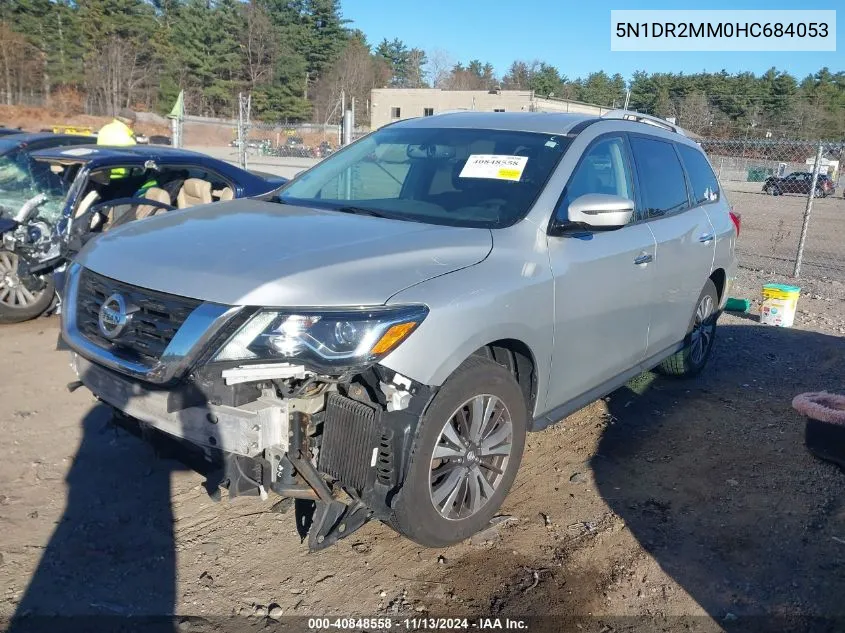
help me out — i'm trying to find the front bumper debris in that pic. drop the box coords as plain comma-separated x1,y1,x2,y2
69,348,438,551
71,352,289,458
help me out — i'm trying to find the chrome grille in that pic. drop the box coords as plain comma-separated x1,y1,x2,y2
75,269,201,364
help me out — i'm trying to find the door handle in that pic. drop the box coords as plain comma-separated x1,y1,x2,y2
698,232,714,243
634,253,653,265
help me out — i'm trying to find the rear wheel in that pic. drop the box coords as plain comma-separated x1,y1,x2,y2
390,356,527,547
0,250,55,323
657,279,719,378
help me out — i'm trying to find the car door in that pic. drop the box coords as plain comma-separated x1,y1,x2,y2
545,134,657,410
628,135,715,358
792,173,810,195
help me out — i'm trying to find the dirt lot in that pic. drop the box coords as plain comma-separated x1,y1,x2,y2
721,183,845,282
0,161,843,630
0,263,843,632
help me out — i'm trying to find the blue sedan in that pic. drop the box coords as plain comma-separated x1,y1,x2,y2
0,144,287,323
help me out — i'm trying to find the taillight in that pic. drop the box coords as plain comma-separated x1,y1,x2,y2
729,209,741,237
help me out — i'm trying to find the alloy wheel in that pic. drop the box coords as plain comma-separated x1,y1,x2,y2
0,250,41,308
429,394,513,520
689,294,715,365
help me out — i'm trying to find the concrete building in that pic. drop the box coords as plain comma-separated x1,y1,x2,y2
369,88,614,129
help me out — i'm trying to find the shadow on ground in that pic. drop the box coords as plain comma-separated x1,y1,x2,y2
594,324,845,632
7,401,181,632
5,358,230,633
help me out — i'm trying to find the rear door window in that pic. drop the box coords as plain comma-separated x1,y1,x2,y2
677,144,719,205
629,136,689,219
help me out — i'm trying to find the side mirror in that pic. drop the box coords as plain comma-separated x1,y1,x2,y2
558,193,634,232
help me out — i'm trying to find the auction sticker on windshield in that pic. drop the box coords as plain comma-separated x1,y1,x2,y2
460,154,528,181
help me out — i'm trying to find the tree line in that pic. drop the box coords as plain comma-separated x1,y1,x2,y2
0,1,843,138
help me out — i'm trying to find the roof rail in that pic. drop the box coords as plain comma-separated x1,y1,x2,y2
601,109,687,136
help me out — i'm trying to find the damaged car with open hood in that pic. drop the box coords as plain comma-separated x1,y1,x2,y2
61,111,737,550
1,144,285,323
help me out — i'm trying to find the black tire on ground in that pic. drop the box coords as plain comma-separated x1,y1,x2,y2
657,279,719,378
0,250,55,324
389,356,528,547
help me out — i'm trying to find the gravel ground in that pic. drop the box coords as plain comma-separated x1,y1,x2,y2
721,183,845,283
0,265,842,632
0,174,844,631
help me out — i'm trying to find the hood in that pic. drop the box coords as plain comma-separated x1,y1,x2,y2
76,199,492,306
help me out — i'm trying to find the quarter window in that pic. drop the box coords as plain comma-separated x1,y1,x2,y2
561,135,634,220
629,136,689,218
677,144,720,205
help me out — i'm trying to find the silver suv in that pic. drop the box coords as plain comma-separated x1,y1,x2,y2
61,110,738,550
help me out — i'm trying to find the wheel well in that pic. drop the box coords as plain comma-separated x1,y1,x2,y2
710,268,726,302
472,340,537,411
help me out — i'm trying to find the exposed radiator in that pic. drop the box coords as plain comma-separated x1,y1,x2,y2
318,393,380,491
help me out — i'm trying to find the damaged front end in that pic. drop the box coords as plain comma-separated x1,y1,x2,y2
62,264,435,551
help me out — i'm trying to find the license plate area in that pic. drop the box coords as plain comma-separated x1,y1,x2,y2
75,354,288,457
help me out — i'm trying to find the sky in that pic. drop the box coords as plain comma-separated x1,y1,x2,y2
340,0,841,82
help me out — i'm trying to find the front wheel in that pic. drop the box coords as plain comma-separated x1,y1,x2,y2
0,250,55,323
390,356,527,547
657,279,719,378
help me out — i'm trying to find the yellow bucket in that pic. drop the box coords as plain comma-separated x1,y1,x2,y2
760,283,800,327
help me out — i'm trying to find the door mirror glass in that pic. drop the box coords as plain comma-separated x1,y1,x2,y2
567,193,634,229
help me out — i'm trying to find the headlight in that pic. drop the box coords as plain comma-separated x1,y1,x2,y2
212,305,428,373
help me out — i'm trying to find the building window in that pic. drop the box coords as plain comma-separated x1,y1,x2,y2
423,107,434,116
493,108,505,112
390,107,401,118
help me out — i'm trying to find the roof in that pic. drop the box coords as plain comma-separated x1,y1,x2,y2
27,144,279,195
387,109,699,141
0,132,95,146
30,144,209,162
389,111,596,135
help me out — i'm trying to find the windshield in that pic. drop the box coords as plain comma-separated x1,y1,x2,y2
0,147,75,221
277,126,571,228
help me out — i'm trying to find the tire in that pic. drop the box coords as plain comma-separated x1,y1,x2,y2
0,250,55,324
764,185,775,195
657,279,719,378
390,356,528,547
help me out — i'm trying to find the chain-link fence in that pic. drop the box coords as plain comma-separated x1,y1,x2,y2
700,138,845,282
233,119,370,161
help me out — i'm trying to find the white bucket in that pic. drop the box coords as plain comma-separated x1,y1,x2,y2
760,283,801,328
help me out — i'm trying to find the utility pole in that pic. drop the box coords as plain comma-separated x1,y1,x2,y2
338,90,345,146
237,92,251,170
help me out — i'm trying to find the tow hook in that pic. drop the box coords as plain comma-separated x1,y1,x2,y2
289,454,371,551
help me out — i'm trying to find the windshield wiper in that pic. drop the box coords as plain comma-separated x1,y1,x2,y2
331,205,391,219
